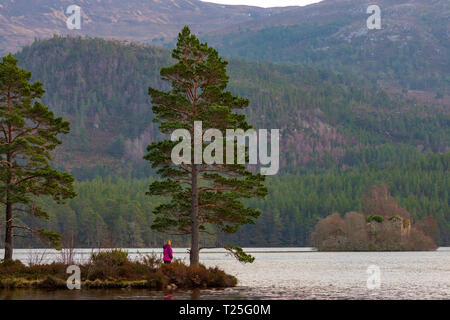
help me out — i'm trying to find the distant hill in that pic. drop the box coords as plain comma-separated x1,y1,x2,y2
14,37,449,178
204,0,450,94
0,0,290,55
2,0,448,95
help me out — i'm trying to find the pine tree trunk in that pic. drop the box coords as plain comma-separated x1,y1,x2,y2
190,164,200,267
4,90,14,261
4,93,13,261
4,196,13,261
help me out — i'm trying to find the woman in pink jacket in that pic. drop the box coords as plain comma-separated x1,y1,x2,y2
163,240,173,264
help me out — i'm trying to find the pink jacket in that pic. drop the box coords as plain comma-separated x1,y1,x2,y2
163,244,173,262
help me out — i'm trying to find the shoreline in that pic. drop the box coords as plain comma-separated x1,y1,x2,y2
0,250,237,291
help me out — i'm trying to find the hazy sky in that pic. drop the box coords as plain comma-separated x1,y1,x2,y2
201,0,323,8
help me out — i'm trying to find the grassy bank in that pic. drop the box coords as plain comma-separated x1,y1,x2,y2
0,250,237,290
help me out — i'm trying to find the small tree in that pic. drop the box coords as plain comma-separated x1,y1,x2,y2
0,54,76,261
145,27,267,266
415,216,439,242
311,212,346,250
361,184,411,220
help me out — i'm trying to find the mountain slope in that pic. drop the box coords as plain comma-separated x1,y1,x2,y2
14,37,449,177
0,0,291,55
2,0,448,95
205,0,450,93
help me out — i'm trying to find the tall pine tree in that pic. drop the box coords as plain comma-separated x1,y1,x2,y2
0,54,76,260
145,27,267,266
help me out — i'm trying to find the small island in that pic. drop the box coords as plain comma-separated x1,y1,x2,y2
312,185,438,251
0,249,237,290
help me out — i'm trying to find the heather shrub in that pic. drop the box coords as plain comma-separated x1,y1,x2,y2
206,267,238,288
87,249,129,280
116,261,149,280
91,249,128,266
0,259,26,273
159,260,237,288
0,260,67,280
147,270,169,290
141,253,162,272
39,276,67,289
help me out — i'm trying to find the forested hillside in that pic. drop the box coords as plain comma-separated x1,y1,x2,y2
16,37,449,175
0,36,447,248
205,0,450,94
3,151,448,248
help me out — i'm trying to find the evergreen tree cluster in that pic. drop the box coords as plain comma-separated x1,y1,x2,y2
2,151,447,248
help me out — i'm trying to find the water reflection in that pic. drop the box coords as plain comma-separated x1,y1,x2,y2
0,288,248,300
1,248,449,299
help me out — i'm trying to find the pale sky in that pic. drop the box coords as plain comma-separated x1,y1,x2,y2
201,0,323,8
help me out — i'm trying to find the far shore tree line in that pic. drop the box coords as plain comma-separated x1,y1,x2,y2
312,184,438,251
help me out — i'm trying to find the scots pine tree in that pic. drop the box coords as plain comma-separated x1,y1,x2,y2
0,54,76,260
145,27,267,266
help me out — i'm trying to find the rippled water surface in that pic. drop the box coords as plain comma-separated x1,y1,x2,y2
1,247,449,299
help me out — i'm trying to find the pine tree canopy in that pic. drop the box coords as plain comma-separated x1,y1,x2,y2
0,53,76,259
145,26,268,264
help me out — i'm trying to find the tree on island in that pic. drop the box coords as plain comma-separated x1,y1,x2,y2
0,54,76,261
145,27,267,266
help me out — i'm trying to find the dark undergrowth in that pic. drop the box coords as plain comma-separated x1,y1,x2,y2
0,249,237,290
